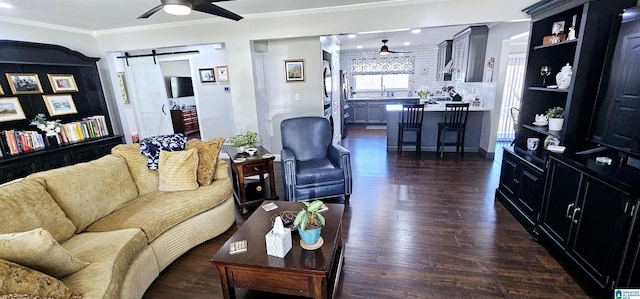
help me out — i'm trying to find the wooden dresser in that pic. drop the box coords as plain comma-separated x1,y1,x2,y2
170,107,200,135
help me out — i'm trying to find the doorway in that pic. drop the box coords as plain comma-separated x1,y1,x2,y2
495,53,526,162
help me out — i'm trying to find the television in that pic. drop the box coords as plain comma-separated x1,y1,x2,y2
167,76,194,98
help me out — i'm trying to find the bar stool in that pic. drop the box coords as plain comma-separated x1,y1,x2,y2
436,102,469,158
397,104,425,157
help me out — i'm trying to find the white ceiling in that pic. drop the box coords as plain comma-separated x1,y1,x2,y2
0,0,527,51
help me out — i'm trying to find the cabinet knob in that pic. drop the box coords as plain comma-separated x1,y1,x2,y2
254,167,259,172
513,179,520,184
572,207,581,224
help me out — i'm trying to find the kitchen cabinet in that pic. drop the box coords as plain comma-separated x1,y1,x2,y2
495,148,545,234
451,26,488,82
367,102,387,124
436,40,453,81
539,156,637,291
351,101,367,124
346,99,419,124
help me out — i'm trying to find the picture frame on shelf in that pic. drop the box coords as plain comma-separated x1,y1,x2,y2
47,74,79,93
552,21,565,34
284,59,305,82
216,66,229,82
6,73,43,94
0,97,26,122
199,68,216,82
42,94,78,116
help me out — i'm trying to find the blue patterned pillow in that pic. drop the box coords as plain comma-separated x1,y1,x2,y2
139,134,187,169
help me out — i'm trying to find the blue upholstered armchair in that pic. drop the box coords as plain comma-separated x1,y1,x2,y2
280,117,352,202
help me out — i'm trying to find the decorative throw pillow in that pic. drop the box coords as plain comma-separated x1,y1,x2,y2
0,228,89,279
158,148,199,192
0,259,82,299
139,134,187,169
185,138,225,185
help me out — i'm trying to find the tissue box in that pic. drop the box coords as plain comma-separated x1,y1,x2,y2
265,227,292,258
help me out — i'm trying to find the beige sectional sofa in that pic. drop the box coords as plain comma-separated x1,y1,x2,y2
0,143,235,298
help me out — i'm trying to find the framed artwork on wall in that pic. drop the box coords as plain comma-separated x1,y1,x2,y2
0,97,26,122
47,74,79,93
199,68,216,82
284,59,305,82
216,66,229,82
6,73,43,94
117,72,129,104
42,94,78,116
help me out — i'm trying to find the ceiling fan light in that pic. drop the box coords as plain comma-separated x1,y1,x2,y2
379,45,390,55
163,4,192,16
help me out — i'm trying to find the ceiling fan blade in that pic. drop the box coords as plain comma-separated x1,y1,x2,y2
193,1,243,21
138,5,163,19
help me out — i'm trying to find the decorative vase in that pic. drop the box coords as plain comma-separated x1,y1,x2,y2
299,227,323,249
45,131,60,147
555,63,573,89
548,118,564,131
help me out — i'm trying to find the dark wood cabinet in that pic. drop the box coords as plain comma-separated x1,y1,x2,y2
496,148,545,234
451,26,488,82
170,106,199,135
539,156,637,291
436,40,453,81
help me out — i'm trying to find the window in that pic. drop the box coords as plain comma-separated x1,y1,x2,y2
354,74,410,91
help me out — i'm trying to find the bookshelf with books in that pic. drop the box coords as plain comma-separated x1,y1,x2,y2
0,40,123,183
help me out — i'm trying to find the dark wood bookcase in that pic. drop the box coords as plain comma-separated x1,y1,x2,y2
0,40,123,183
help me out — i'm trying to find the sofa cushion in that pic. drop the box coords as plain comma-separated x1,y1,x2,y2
31,155,139,233
0,259,82,299
158,148,199,192
185,138,225,185
139,134,187,169
85,178,233,242
0,177,76,243
61,229,147,299
111,144,159,196
296,158,345,185
0,228,89,279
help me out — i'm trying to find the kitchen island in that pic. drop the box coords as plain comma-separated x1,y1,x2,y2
346,97,420,124
386,103,490,153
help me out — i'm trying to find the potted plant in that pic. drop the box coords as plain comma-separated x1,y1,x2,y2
229,131,259,152
293,200,326,249
546,106,564,131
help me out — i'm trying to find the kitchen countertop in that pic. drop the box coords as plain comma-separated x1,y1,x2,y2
386,103,491,112
347,96,420,101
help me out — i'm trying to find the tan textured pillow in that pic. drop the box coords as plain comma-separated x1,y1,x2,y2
0,228,89,279
185,138,225,185
111,144,159,196
158,148,199,192
0,259,82,298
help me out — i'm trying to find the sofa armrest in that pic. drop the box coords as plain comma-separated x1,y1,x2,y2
280,148,297,201
328,144,352,195
215,159,229,180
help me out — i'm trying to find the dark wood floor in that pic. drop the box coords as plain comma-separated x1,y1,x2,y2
143,125,597,299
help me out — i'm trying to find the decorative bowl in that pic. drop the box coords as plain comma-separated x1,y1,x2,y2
245,147,258,156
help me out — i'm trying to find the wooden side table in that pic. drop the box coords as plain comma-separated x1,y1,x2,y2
226,146,278,214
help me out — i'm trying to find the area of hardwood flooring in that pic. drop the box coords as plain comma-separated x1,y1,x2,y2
143,125,597,299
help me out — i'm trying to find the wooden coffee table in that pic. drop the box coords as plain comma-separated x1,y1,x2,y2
211,200,344,299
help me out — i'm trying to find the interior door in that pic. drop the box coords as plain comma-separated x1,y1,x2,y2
125,57,174,138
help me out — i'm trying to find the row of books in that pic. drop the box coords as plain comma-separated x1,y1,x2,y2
0,115,110,157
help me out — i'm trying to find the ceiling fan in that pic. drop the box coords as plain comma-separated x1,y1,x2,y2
138,0,243,21
379,39,411,55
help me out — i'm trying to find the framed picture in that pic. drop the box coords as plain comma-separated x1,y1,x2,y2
199,68,216,82
552,21,565,35
285,59,305,82
0,97,26,122
216,66,229,82
42,94,78,116
47,74,79,93
6,73,43,94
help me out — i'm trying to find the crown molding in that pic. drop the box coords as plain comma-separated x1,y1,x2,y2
0,16,93,35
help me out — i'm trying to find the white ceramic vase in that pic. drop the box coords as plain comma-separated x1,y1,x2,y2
548,118,564,131
555,64,573,89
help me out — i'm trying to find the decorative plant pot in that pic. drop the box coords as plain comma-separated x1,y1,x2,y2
299,227,323,250
548,118,564,131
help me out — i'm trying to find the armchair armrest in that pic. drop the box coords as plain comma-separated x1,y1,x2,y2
280,148,297,201
328,144,352,195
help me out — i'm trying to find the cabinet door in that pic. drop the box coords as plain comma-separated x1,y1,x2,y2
499,152,519,198
452,37,468,82
352,102,367,123
568,177,634,288
539,158,582,248
367,103,386,124
0,160,36,183
516,165,542,219
345,103,354,124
